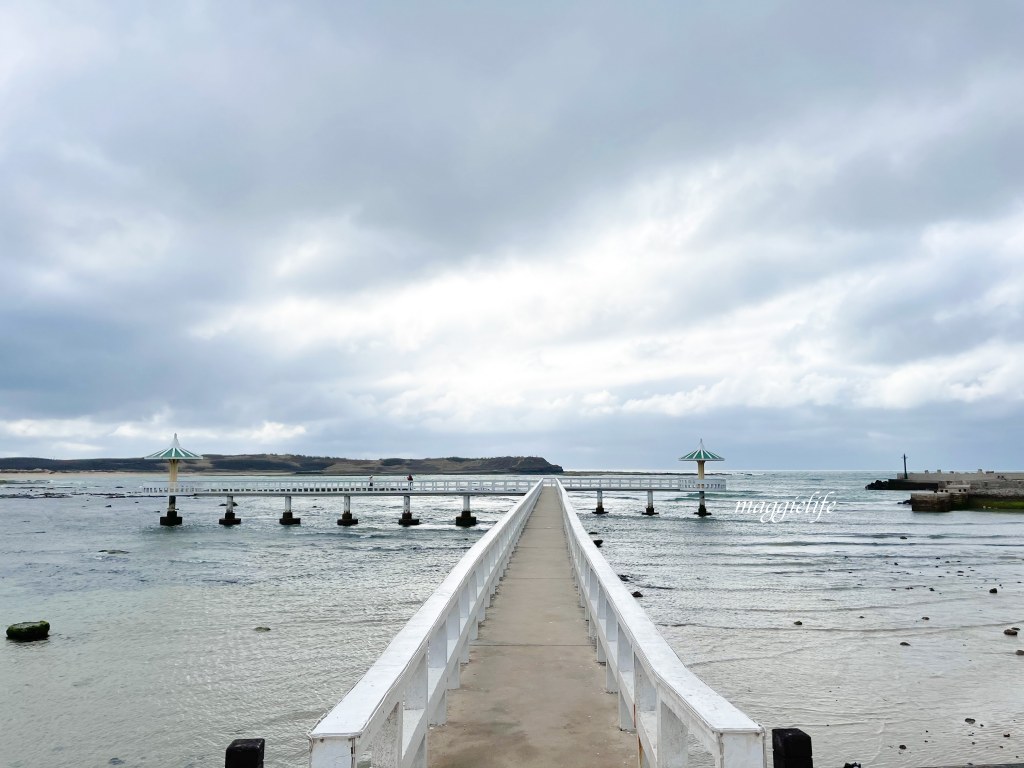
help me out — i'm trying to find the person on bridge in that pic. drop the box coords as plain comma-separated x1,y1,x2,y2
407,474,413,489
368,475,374,489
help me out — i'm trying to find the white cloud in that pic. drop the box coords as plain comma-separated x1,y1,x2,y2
2,3,1023,467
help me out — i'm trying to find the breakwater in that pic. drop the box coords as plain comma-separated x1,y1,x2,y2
867,470,1024,511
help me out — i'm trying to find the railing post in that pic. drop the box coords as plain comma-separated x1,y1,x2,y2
657,699,688,768
446,612,460,689
604,615,618,693
309,736,353,768
458,587,471,663
596,592,607,662
428,626,448,726
370,703,402,768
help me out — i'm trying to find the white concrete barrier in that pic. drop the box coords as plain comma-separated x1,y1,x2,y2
556,480,765,768
308,480,544,768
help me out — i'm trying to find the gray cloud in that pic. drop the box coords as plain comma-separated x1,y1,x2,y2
2,1,1023,469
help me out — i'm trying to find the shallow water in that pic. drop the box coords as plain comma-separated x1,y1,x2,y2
1,471,1021,767
576,471,1024,767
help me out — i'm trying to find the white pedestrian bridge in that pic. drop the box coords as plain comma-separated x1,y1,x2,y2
142,474,727,526
306,478,762,768
141,474,725,497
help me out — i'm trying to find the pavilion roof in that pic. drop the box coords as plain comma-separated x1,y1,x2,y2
678,439,724,462
144,433,203,460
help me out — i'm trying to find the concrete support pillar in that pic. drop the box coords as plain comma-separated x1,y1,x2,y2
455,494,477,527
337,494,358,526
219,495,241,526
160,495,182,526
594,489,606,515
399,495,421,526
643,489,657,516
696,489,710,517
279,495,300,525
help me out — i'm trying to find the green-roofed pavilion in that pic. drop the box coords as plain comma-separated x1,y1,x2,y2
679,439,722,517
145,434,203,526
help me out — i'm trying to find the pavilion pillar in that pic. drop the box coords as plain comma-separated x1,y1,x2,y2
455,494,477,527
594,489,606,515
696,460,711,516
220,495,241,526
160,457,183,526
160,495,182,526
337,494,358,526
400,495,421,527
279,495,300,525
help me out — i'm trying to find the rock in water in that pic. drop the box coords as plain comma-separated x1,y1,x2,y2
6,620,50,641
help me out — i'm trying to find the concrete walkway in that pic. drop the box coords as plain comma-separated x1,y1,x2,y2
429,487,636,768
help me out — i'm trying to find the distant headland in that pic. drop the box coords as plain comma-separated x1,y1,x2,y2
0,454,564,475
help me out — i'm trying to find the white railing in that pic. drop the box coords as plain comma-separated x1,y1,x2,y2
556,481,764,768
308,480,544,768
560,475,726,491
140,475,724,496
140,477,536,496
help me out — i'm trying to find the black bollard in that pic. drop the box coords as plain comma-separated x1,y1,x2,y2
399,511,421,526
219,510,241,526
772,728,812,768
225,738,264,768
279,511,301,526
454,511,478,527
337,512,359,526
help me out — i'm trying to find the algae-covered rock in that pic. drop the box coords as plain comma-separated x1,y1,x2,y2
7,620,50,641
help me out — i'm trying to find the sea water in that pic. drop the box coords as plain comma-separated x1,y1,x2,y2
0,471,1021,767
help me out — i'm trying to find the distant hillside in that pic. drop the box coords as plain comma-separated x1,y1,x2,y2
0,454,563,475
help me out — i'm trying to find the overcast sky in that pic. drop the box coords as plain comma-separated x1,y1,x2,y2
2,2,1022,470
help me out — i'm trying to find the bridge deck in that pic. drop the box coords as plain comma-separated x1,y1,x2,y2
428,486,634,768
